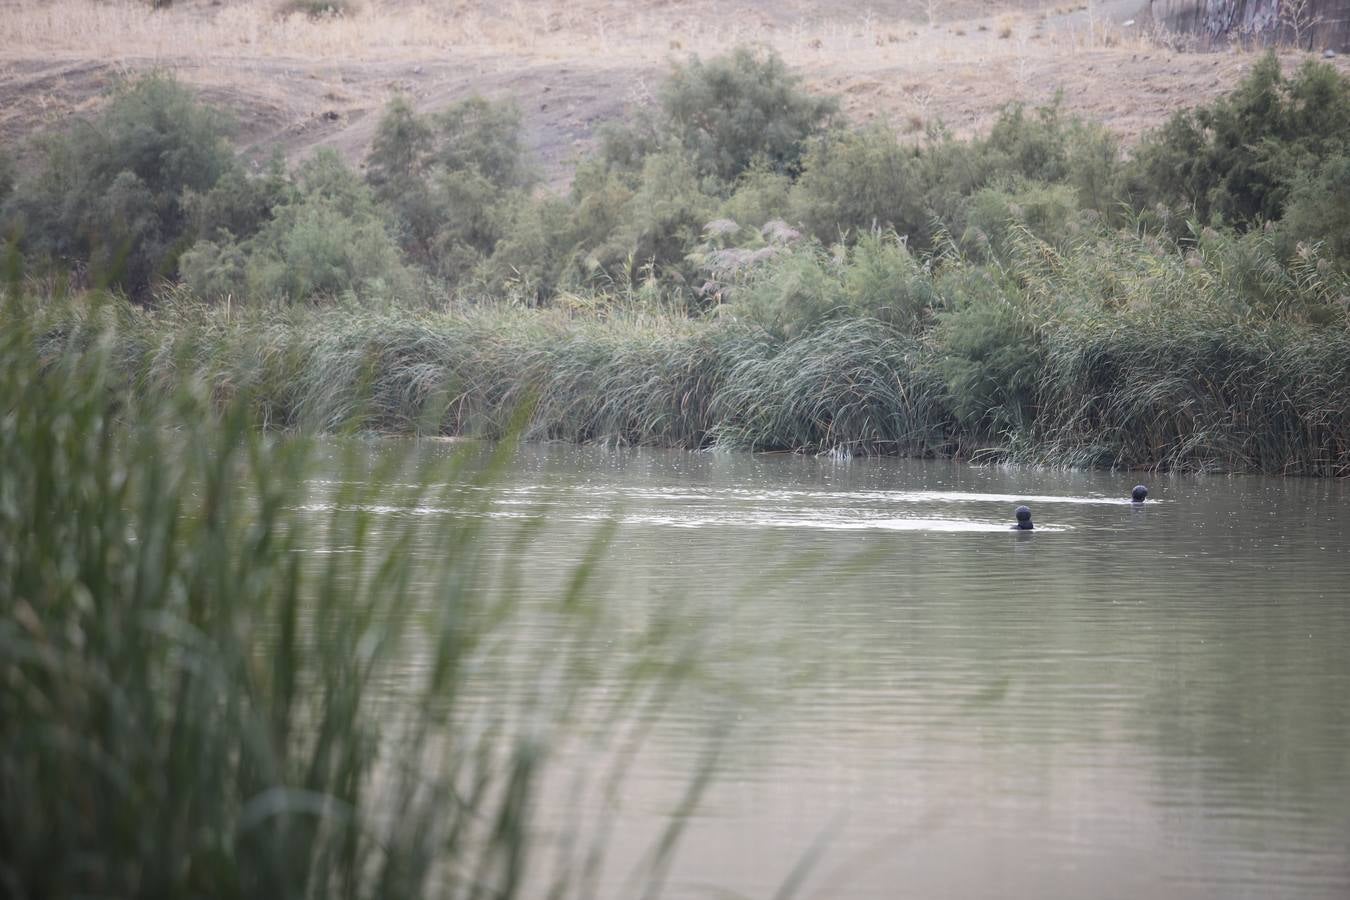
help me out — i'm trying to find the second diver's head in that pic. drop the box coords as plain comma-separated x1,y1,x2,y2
1014,505,1033,530
1131,484,1149,503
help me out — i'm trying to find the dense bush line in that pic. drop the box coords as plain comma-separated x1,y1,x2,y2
27,220,1349,474
3,49,1349,305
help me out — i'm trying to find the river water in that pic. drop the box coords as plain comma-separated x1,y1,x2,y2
309,441,1350,900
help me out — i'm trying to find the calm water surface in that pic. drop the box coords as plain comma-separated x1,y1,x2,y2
308,441,1350,900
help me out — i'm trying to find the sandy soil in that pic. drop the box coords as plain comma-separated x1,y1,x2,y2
1,0,1346,188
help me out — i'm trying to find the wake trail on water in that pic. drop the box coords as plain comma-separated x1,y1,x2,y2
296,482,1102,533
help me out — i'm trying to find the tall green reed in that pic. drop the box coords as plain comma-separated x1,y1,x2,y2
16,221,1350,477
0,295,705,898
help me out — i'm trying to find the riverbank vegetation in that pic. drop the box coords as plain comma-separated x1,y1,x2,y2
2,48,1348,473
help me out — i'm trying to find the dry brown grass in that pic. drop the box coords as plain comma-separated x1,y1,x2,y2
1,1,467,58
1,0,1346,186
0,0,1163,64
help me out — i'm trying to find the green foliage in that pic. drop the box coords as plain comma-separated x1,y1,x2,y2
367,96,532,282
1281,154,1350,263
789,125,924,245
486,148,717,299
478,160,642,299
480,195,579,301
710,317,950,455
658,47,839,183
432,96,533,190
0,300,704,898
26,219,1350,473
727,232,935,339
177,236,249,300
1126,53,1350,230
931,272,1044,436
182,150,416,302
624,150,717,283
0,148,13,206
785,102,1120,255
546,47,837,296
979,102,1072,184
186,150,291,244
1062,121,1123,219
593,113,662,177
958,181,1094,260
8,42,1350,328
1,73,239,296
718,167,793,230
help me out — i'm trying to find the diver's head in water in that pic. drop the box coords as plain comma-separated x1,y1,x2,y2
1131,484,1148,503
1014,505,1033,530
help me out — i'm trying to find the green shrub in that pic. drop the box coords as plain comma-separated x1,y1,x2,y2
0,148,13,206
178,236,249,300
790,125,925,244
0,73,240,297
929,267,1045,437
481,195,582,301
182,150,415,302
367,96,532,282
486,161,645,298
1126,54,1350,229
1281,154,1350,265
584,47,836,187
841,231,939,331
528,149,714,297
1062,121,1123,219
722,242,841,338
726,232,935,339
430,96,532,190
718,166,793,230
545,48,837,299
592,113,663,177
978,102,1072,184
509,58,1127,303
958,181,1095,260
246,204,411,301
186,150,291,244
787,105,1101,253
623,150,717,284
658,47,839,183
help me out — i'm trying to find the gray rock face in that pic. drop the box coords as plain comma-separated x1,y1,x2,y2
1149,0,1350,51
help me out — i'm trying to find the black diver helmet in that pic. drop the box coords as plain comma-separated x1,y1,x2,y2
1131,484,1148,503
1014,505,1033,530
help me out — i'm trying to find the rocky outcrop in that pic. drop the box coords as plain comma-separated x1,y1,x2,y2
1150,0,1350,50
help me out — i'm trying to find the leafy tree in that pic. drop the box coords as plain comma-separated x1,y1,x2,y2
789,125,924,244
1126,54,1350,228
1,73,239,296
366,96,533,281
186,150,291,244
1282,154,1350,263
658,47,839,183
182,150,414,301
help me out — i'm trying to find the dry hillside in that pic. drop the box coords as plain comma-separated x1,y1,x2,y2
1,0,1347,186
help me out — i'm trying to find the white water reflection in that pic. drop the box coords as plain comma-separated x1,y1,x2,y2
299,484,1100,532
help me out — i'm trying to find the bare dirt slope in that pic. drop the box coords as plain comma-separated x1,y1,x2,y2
1,0,1346,188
